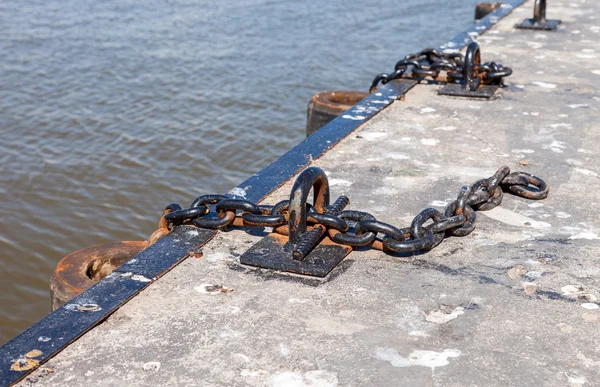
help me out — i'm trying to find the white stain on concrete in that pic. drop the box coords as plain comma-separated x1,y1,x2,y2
566,159,583,166
241,369,268,377
541,140,566,153
433,126,456,131
582,303,600,310
569,231,599,240
526,41,543,49
561,225,598,240
480,207,551,229
420,107,436,114
430,200,448,207
142,362,161,372
408,331,430,337
421,138,440,146
195,283,234,294
360,132,387,141
268,370,338,387
528,203,544,208
389,153,411,160
574,168,598,177
576,54,597,59
214,305,241,314
375,348,461,372
561,285,598,302
426,307,464,324
328,178,352,187
592,70,600,75
289,298,311,303
205,252,226,263
550,123,572,129
568,104,589,109
512,149,535,154
532,81,556,89
342,114,366,120
567,374,587,387
555,211,572,219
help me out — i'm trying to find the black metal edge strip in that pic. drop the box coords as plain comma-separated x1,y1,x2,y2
236,79,417,203
0,226,216,386
0,3,526,384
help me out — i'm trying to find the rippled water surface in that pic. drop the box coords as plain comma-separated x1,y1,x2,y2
0,0,482,344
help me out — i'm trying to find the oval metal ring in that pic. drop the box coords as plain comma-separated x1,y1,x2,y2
383,228,435,253
444,202,477,237
508,174,549,200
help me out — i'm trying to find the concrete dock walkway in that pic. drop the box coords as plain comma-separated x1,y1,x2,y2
12,0,600,385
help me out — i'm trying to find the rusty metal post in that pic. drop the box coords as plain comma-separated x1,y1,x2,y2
474,2,502,20
50,241,147,310
306,90,368,137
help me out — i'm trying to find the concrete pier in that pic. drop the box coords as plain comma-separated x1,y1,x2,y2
9,0,600,385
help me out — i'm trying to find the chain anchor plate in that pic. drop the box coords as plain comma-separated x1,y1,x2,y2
515,0,561,31
240,167,352,277
159,166,549,279
438,42,504,98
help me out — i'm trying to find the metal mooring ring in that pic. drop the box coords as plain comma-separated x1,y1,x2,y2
288,167,331,246
463,42,482,91
534,0,547,24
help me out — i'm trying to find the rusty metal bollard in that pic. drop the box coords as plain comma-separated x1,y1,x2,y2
306,90,368,137
474,2,501,20
50,241,147,310
50,206,174,310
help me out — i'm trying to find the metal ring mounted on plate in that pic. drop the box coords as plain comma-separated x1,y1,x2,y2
463,42,482,91
288,167,330,245
534,0,546,24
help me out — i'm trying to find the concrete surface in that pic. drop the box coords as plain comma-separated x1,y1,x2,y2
18,0,600,385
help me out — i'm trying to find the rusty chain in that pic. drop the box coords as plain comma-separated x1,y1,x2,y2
369,46,512,93
154,166,548,255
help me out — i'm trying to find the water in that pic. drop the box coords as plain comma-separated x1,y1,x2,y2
0,0,482,344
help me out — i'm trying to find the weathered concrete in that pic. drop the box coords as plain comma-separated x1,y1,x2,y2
19,0,600,385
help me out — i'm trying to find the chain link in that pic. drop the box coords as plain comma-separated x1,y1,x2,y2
154,166,549,255
369,46,512,93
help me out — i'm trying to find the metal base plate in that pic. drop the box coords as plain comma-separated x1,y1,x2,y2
515,19,561,30
240,233,352,277
438,84,499,98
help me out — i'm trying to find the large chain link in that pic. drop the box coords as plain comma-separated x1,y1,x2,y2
369,47,512,93
154,166,548,254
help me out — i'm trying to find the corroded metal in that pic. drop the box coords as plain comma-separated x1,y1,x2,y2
438,42,509,98
371,43,511,98
50,241,148,310
306,90,369,136
515,0,561,30
167,165,548,266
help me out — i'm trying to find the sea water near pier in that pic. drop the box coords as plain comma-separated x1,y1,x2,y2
0,0,483,344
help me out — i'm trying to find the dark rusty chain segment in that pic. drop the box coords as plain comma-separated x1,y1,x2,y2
369,44,512,94
158,166,548,256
